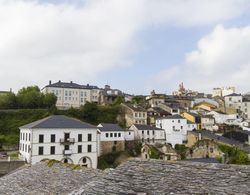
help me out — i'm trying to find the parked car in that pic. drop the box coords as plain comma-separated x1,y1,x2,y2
0,151,7,158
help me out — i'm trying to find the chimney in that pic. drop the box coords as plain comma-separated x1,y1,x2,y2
105,85,110,90
10,88,12,93
70,81,73,84
59,80,61,83
49,80,52,85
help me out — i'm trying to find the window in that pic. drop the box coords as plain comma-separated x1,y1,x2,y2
88,134,92,141
135,113,138,117
39,134,44,143
178,120,180,123
142,131,144,134
118,133,121,137
65,145,69,150
26,133,27,141
110,133,113,137
152,130,155,135
87,145,92,152
78,134,82,142
50,146,55,155
78,145,82,153
29,133,30,141
147,130,149,135
20,133,22,140
38,146,44,155
114,133,117,137
181,126,183,130
51,134,55,143
106,133,109,137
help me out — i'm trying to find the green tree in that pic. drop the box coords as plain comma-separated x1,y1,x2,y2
0,93,17,109
43,93,57,108
175,144,187,160
17,86,43,108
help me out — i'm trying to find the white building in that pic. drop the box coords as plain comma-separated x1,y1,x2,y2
97,123,126,154
129,124,165,144
212,87,236,97
19,115,100,168
207,111,240,125
224,93,242,109
155,115,196,147
42,80,101,109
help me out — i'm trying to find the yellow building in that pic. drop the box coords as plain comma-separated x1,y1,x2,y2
182,112,201,129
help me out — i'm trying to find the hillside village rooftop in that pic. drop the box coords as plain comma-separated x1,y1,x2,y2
0,159,249,194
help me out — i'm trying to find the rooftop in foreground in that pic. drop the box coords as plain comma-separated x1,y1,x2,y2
1,159,249,194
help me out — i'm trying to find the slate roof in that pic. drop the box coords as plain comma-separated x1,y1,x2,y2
132,124,164,131
79,159,250,194
97,123,124,132
0,161,102,194
185,112,200,117
157,114,185,120
1,159,250,194
225,93,242,97
20,115,95,129
44,81,99,89
190,130,242,146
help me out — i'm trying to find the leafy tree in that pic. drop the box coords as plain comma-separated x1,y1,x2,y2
175,144,188,160
0,93,17,109
43,93,57,108
131,96,145,104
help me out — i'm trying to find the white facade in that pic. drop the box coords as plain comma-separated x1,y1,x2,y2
42,81,101,109
129,125,165,144
124,130,135,141
97,124,125,142
208,111,240,125
155,115,195,147
19,116,100,168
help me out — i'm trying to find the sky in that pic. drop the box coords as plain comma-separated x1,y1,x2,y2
1,0,250,95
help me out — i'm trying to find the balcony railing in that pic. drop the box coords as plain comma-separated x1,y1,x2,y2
63,149,73,156
60,138,75,145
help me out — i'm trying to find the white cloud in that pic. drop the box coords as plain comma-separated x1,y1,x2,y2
0,0,248,91
153,25,250,93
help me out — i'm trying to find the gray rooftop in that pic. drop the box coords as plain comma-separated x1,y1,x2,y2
45,81,99,89
1,159,250,194
20,115,95,129
133,124,164,131
97,123,124,131
0,161,102,195
157,114,185,120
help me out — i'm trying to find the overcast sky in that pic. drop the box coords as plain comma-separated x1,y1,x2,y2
1,0,250,95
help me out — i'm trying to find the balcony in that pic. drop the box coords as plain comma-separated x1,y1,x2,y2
63,149,73,156
60,138,75,145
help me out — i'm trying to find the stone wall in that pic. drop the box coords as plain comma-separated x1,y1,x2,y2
0,160,25,176
100,141,125,155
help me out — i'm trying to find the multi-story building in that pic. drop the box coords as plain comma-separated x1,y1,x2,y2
147,107,171,125
146,90,165,107
121,103,147,127
129,124,165,144
97,123,125,155
42,80,101,109
224,93,242,109
182,112,201,129
212,87,236,97
201,115,216,131
99,85,124,105
155,115,197,147
19,115,100,168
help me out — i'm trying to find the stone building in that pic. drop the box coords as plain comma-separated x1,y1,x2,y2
97,123,125,155
147,107,171,125
186,139,224,159
99,85,124,105
141,143,178,161
121,103,147,127
145,90,165,107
